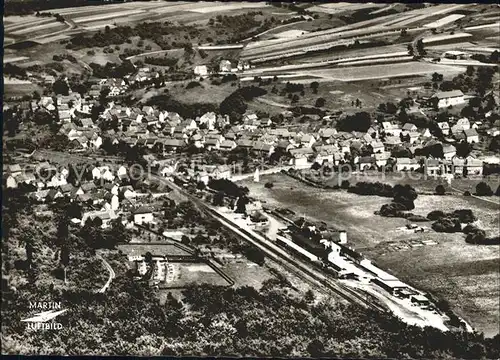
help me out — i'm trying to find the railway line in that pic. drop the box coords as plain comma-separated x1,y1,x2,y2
151,173,388,312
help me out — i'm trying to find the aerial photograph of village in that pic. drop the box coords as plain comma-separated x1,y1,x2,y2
1,0,499,358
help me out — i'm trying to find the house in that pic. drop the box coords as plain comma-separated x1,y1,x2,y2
370,141,385,154
395,158,419,172
382,122,402,136
418,128,431,138
237,60,250,71
161,138,186,153
81,210,117,228
103,193,120,211
314,144,336,164
204,138,220,151
120,186,137,199
437,122,450,135
465,156,483,176
289,147,314,167
464,128,479,143
219,59,232,73
384,136,402,148
6,175,18,188
442,145,456,160
207,165,232,180
374,151,391,167
407,131,421,144
133,206,154,225
194,65,208,76
6,164,22,176
219,140,237,151
301,134,316,148
81,182,97,192
425,159,441,176
451,157,465,176
432,90,465,108
402,123,418,132
252,142,275,157
359,156,377,171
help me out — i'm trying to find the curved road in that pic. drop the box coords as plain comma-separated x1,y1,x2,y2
97,254,116,293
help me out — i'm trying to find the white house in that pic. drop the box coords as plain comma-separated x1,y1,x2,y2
219,60,232,73
432,90,465,108
194,65,208,77
133,206,154,225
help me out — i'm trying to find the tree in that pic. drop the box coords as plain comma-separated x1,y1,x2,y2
235,196,249,214
456,141,472,158
435,185,446,195
213,191,224,206
307,339,325,358
393,184,418,210
476,182,493,196
53,79,69,95
336,112,371,132
340,180,350,189
264,182,274,189
315,97,326,107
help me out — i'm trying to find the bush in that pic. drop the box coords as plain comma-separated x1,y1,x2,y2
427,210,445,221
451,209,476,223
340,180,350,189
264,182,274,189
406,215,428,222
463,191,471,196
475,182,493,196
378,202,408,217
186,81,201,89
348,181,393,197
432,218,461,233
465,229,486,244
435,185,446,195
462,224,479,234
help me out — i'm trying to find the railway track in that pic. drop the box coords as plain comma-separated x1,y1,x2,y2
151,173,388,312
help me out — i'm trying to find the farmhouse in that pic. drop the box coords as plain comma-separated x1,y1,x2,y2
432,90,465,108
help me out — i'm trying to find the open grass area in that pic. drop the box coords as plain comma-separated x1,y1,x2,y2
239,173,500,336
117,243,192,257
166,262,231,287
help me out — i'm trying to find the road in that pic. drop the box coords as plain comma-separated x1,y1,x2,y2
97,254,116,293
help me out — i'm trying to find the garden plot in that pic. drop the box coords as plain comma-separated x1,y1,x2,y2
308,3,384,15
9,21,63,36
424,14,465,28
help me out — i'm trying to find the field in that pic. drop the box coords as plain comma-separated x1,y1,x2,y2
239,173,500,336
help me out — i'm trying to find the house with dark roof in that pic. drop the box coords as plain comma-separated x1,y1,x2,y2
464,128,479,143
